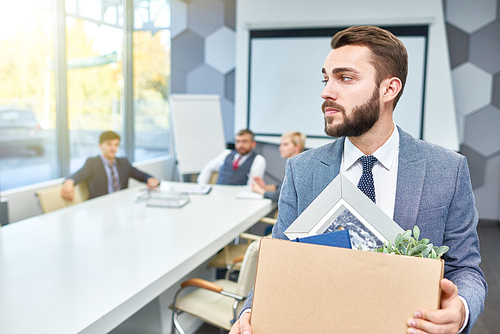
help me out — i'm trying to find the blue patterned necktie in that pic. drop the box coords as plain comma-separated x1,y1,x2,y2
108,162,120,192
357,155,377,203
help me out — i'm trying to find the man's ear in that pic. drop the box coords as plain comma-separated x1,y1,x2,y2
380,77,402,105
251,140,257,149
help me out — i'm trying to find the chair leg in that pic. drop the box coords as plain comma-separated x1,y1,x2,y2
171,310,187,334
171,314,176,334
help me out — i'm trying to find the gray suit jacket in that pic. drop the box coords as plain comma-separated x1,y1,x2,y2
243,127,486,333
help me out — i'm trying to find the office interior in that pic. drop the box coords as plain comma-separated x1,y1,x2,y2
0,0,499,333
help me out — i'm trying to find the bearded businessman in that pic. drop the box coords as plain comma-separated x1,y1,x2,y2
230,26,486,334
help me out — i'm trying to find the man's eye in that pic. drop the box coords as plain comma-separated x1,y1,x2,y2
341,76,353,82
321,79,328,86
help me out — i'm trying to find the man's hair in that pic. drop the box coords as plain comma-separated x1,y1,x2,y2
281,131,306,152
236,129,255,141
99,130,121,144
330,26,408,108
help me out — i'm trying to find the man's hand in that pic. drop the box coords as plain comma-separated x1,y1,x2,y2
229,312,252,334
252,176,266,188
251,182,266,195
146,178,160,188
407,278,465,334
61,179,75,201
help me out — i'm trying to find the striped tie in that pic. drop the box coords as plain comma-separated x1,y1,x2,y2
109,162,120,192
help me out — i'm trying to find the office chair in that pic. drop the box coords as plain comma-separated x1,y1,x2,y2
208,216,276,272
185,171,218,184
35,181,89,213
171,239,260,334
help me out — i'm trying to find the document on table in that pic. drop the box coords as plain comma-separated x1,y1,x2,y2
236,190,264,199
177,184,212,195
146,192,190,208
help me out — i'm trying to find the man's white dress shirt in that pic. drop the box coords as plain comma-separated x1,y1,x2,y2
197,149,266,185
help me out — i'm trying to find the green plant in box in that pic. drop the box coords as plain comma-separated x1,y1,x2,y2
372,225,449,259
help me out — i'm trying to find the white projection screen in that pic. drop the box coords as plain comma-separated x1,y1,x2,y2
247,26,428,139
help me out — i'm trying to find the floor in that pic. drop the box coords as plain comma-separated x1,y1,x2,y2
195,221,500,334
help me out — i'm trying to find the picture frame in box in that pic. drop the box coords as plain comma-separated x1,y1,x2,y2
284,173,404,250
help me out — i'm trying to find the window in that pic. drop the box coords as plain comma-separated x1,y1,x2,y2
133,0,170,161
65,4,125,172
0,0,171,191
0,1,58,190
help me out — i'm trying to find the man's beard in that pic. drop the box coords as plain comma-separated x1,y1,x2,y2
236,147,250,156
323,86,380,138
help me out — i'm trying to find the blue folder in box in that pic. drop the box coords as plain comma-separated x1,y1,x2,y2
292,229,352,249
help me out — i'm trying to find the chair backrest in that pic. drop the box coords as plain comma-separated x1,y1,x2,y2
188,172,218,184
78,181,89,201
36,181,89,213
234,239,260,297
209,172,219,184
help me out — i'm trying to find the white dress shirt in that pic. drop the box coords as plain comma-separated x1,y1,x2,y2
197,149,267,185
341,127,399,219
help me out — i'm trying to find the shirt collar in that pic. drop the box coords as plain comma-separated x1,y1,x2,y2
343,125,400,171
100,155,116,166
235,150,253,160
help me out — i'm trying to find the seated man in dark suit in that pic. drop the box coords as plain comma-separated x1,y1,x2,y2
61,131,159,200
197,129,266,185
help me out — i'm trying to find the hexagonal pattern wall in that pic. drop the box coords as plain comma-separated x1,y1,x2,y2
493,72,500,109
445,0,497,33
444,0,500,220
170,0,188,39
171,0,236,142
470,22,500,73
171,30,204,72
189,0,224,38
445,24,469,68
205,26,235,74
186,64,224,96
464,106,500,157
452,62,492,117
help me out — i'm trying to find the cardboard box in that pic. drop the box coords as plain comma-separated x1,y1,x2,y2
251,238,444,334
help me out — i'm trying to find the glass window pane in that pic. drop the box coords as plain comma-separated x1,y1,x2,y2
66,14,125,173
133,1,170,161
0,2,57,191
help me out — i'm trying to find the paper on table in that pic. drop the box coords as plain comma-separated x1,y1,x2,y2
178,184,212,195
146,192,190,208
236,190,264,199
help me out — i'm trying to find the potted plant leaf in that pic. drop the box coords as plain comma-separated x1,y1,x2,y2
372,225,449,259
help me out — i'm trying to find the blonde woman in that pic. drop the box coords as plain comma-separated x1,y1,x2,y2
251,131,306,201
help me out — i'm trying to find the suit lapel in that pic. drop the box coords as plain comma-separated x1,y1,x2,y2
116,158,128,189
393,128,426,230
311,138,343,199
96,156,108,183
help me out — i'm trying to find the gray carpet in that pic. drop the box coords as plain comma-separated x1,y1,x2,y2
472,220,500,334
196,221,500,334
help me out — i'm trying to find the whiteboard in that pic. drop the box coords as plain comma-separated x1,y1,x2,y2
170,94,226,175
248,26,428,139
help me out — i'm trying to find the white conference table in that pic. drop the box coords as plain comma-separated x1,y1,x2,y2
0,182,273,334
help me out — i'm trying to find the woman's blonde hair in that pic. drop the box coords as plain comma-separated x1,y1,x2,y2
281,131,306,152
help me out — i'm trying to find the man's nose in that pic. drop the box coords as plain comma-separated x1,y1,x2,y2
321,82,338,101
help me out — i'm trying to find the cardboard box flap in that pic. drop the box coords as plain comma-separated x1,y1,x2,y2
251,238,444,334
